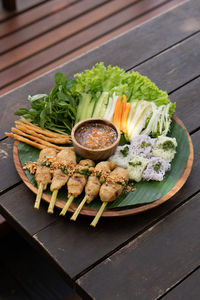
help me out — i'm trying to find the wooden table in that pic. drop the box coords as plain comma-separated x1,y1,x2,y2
0,0,200,298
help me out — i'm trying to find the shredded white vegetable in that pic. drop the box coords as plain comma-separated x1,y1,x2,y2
103,95,172,138
103,92,118,121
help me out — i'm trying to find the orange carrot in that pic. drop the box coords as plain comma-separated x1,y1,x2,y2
121,103,131,134
113,96,122,129
120,95,127,131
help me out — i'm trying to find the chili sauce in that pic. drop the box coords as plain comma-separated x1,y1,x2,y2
75,123,117,150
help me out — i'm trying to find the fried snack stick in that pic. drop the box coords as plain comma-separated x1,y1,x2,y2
5,132,45,150
48,148,76,214
60,159,95,216
15,122,70,144
10,127,72,151
71,161,115,221
20,117,71,141
90,167,129,227
34,147,57,209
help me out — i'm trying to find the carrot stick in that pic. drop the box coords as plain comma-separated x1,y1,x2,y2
113,96,122,130
121,103,131,134
120,95,127,131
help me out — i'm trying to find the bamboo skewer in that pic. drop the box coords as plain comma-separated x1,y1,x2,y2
34,182,44,209
70,195,89,221
60,195,74,216
90,202,107,227
48,190,58,214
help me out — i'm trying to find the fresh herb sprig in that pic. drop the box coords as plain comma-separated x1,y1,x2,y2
15,73,78,134
120,146,129,157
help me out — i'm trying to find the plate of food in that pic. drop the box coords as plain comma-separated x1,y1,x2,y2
6,63,193,226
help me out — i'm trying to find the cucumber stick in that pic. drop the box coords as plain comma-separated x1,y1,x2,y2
92,92,109,118
75,93,94,123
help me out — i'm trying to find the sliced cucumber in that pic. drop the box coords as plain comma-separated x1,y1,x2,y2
75,93,92,123
85,97,96,119
92,92,109,118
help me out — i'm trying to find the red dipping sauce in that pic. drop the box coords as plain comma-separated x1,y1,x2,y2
75,123,117,150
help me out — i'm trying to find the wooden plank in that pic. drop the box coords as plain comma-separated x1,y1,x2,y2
169,77,200,133
2,0,16,11
0,0,47,22
0,231,78,300
0,0,148,70
0,0,199,91
162,268,200,299
28,129,200,279
0,138,20,192
0,0,187,95
0,0,77,37
1,0,185,54
0,0,113,54
0,263,31,299
0,184,57,235
135,33,200,93
77,192,200,300
0,214,11,237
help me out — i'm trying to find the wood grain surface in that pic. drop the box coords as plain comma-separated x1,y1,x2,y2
13,115,193,217
0,0,187,95
1,1,200,299
77,192,200,299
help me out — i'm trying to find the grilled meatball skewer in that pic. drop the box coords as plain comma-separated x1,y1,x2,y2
34,147,57,209
60,159,95,216
48,148,76,214
90,167,129,227
71,161,115,221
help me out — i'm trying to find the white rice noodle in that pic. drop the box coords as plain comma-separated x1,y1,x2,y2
108,145,130,169
127,155,149,182
129,134,155,158
152,136,177,162
142,157,171,181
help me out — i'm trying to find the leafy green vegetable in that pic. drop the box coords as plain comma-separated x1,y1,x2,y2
153,161,162,172
61,167,68,175
117,181,126,186
76,168,91,176
99,177,106,184
40,161,51,167
73,62,176,124
72,63,176,139
162,140,176,151
96,171,101,178
128,161,142,167
15,73,78,134
141,141,151,148
73,63,129,122
15,63,176,138
120,146,129,157
126,71,170,105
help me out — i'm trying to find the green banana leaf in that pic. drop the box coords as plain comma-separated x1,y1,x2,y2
18,119,190,210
